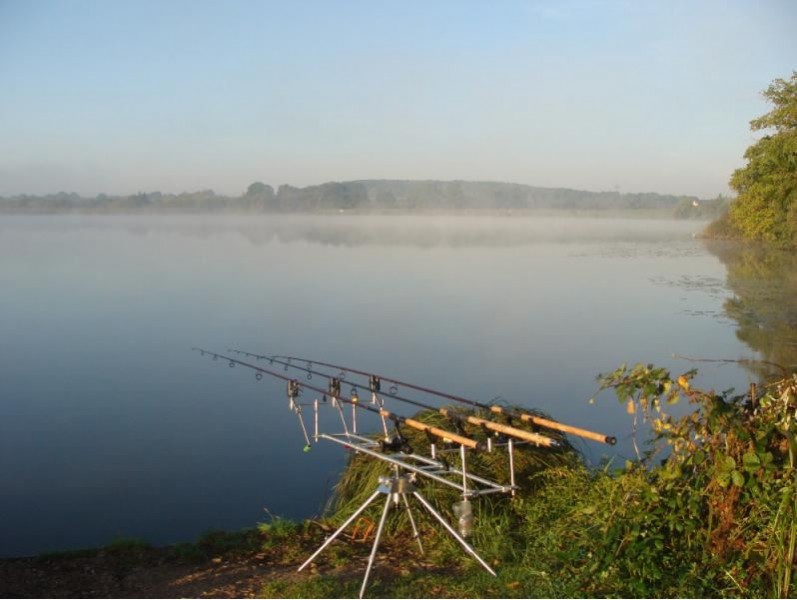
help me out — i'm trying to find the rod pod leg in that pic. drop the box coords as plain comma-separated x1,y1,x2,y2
412,491,497,577
297,489,382,573
401,492,424,554
359,492,393,599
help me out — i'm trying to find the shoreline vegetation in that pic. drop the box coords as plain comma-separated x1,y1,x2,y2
0,179,728,221
702,72,797,248
3,368,797,598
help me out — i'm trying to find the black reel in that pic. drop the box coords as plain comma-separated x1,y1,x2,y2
287,379,301,399
380,436,412,454
379,420,413,454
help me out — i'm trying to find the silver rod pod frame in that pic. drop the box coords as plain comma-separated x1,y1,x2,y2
297,473,496,599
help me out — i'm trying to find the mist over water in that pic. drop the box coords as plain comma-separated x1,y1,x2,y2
0,215,777,557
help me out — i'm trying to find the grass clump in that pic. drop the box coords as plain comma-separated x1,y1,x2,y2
328,405,578,527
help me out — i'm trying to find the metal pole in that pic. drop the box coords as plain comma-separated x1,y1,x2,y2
508,438,516,496
401,493,424,554
313,398,319,441
460,445,468,498
297,489,382,572
412,491,497,577
295,406,311,447
359,493,393,599
318,434,470,493
332,396,350,436
375,395,389,439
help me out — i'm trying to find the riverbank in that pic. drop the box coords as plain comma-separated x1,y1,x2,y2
0,525,490,598
4,369,796,599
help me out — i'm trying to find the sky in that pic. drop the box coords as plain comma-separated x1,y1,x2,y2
0,0,795,198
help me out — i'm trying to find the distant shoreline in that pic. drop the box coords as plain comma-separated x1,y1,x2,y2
0,207,714,220
0,178,728,221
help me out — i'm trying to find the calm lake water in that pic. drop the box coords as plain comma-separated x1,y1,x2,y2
1,214,792,558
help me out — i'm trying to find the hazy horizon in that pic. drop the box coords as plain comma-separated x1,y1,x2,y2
2,1,795,198
0,176,716,200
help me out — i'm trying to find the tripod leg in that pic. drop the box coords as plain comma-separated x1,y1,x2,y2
412,491,497,577
401,493,424,554
359,493,392,599
297,489,382,572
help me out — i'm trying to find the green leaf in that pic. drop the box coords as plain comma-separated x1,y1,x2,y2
659,465,682,481
742,452,761,471
731,470,745,487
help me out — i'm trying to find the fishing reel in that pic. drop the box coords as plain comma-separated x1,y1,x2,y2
287,379,301,399
379,435,413,454
380,420,413,454
287,379,303,412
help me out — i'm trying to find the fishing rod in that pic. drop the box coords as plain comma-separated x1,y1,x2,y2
194,347,528,596
228,349,559,448
256,351,616,445
192,348,480,450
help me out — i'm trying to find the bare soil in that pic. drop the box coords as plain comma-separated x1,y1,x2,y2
0,533,438,598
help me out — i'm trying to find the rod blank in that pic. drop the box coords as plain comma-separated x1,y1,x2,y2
264,352,615,446
194,348,481,450
235,350,557,447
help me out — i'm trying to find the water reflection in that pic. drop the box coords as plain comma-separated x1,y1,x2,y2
705,241,797,380
0,214,701,248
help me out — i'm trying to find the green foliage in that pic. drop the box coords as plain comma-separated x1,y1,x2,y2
703,209,742,239
674,195,732,220
257,517,301,550
728,72,797,245
591,365,797,597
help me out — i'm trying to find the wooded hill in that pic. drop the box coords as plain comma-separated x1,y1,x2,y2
0,179,723,218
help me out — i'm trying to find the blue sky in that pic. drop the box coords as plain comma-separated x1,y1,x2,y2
1,0,795,197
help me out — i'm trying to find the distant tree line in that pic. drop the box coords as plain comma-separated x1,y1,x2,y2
0,179,723,218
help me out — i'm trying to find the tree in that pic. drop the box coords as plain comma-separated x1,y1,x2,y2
243,181,276,211
245,181,271,196
729,72,797,244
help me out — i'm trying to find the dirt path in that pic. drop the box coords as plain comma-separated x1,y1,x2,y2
0,536,434,598
1,552,287,598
